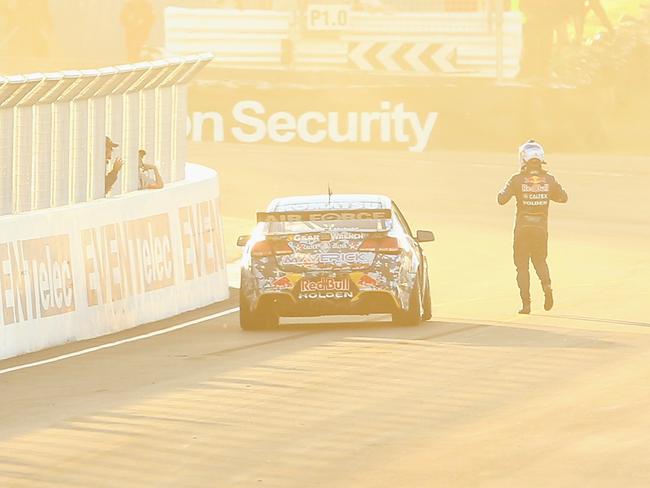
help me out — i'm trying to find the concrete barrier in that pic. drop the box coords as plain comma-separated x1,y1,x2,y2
0,163,228,360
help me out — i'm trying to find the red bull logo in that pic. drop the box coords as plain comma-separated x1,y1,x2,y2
298,277,353,300
522,183,549,193
300,277,350,293
524,175,544,184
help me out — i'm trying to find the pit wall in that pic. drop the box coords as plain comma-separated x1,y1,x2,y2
0,163,228,360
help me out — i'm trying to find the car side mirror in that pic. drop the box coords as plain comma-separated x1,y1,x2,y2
237,235,250,247
416,230,435,243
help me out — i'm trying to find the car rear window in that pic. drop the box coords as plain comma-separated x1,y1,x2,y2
266,201,392,234
268,219,391,234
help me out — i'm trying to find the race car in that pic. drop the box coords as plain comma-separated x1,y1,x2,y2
237,194,434,330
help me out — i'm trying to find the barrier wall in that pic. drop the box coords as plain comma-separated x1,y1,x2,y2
0,163,229,360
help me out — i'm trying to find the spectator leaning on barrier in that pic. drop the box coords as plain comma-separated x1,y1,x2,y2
138,149,164,190
120,0,154,62
105,137,124,195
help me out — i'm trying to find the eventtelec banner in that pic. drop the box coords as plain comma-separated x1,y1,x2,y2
0,164,229,360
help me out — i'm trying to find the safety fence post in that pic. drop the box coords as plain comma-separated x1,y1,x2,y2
140,60,170,172
155,59,185,185
52,71,89,208
11,74,44,213
171,53,213,182
123,63,155,193
0,76,25,216
105,65,140,197
71,70,103,204
31,73,66,210
89,68,119,201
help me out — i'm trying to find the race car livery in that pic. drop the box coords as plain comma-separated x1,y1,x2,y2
237,194,434,330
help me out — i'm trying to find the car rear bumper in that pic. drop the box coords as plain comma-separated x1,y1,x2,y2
255,290,401,317
243,256,411,315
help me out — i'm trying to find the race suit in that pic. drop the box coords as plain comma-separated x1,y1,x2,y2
498,167,568,302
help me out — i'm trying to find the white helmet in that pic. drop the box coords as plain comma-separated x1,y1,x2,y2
519,140,545,168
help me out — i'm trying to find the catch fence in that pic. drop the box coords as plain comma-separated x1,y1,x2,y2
0,54,213,216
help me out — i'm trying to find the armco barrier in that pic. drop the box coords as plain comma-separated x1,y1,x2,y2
0,54,213,216
0,163,228,360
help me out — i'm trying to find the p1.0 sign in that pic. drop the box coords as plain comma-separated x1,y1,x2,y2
307,4,351,31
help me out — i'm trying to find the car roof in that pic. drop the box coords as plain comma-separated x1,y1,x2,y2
268,194,392,212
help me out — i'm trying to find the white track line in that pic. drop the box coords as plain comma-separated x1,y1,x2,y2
0,307,240,376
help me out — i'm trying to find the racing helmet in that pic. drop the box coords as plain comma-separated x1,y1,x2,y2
519,140,545,168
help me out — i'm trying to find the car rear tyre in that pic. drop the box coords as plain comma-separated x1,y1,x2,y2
422,277,432,321
239,287,279,330
392,280,422,327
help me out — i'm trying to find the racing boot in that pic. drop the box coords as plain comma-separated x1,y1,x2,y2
543,286,554,311
518,287,531,314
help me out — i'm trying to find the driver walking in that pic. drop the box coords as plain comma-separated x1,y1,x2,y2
498,140,568,314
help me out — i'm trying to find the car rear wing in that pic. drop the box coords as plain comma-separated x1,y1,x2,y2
257,209,392,223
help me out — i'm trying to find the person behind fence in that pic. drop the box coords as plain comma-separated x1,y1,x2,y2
105,136,124,195
138,149,164,190
497,140,568,315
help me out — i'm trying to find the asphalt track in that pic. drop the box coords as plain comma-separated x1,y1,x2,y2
1,143,649,487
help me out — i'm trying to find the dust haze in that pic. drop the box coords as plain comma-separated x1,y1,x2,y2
0,1,649,487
